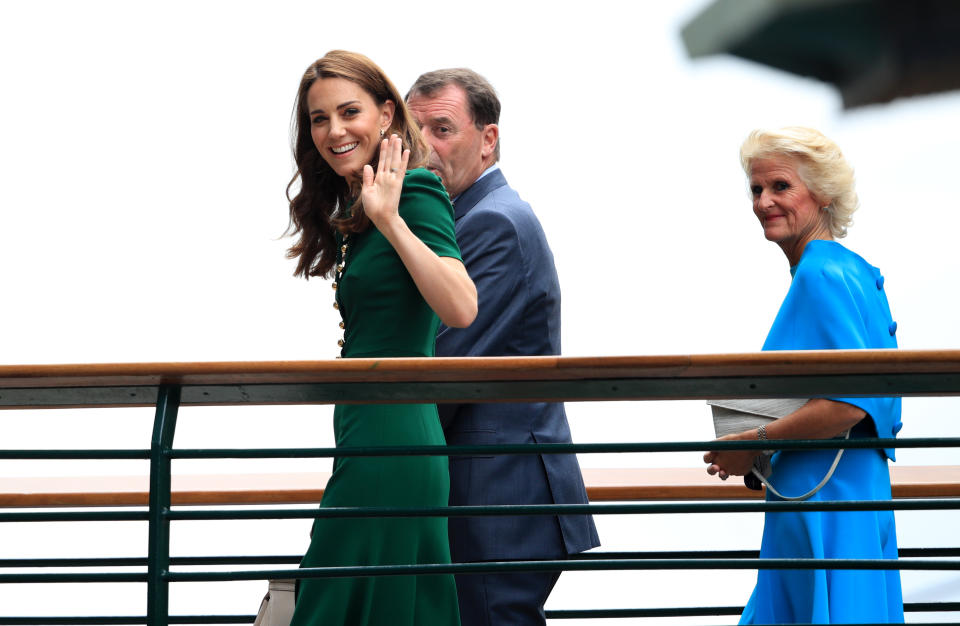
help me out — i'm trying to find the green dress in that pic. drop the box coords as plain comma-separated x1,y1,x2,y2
291,168,462,626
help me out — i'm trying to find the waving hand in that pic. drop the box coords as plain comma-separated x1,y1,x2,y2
361,134,410,230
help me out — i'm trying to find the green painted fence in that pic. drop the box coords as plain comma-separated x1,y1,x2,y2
1,351,959,625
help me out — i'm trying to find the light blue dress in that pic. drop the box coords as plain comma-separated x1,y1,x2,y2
740,240,904,624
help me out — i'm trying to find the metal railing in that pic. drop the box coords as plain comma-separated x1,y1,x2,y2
1,350,959,625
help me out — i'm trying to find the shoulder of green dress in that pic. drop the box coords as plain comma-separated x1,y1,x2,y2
402,167,445,190
399,168,455,219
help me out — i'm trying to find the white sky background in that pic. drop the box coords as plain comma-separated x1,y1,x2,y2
1,0,959,620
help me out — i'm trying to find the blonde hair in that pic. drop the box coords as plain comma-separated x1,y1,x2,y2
740,126,858,239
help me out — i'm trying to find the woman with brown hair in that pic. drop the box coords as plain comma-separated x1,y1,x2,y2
285,50,476,625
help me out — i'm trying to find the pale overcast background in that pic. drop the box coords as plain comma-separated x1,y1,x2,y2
2,0,958,621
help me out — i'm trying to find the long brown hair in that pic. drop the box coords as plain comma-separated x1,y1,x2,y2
286,50,430,279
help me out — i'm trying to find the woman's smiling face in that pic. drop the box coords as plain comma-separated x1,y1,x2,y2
306,77,394,180
750,155,830,261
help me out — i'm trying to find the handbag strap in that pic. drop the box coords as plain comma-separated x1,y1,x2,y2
753,429,850,501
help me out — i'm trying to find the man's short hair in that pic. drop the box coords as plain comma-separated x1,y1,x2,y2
407,68,501,160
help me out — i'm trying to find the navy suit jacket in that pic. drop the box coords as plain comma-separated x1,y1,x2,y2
437,169,599,562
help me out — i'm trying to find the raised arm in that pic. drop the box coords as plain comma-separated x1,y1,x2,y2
361,135,477,328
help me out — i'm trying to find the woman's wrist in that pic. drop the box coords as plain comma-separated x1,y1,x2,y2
373,213,409,243
757,423,775,456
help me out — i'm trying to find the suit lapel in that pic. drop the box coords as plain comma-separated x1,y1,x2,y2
452,169,508,221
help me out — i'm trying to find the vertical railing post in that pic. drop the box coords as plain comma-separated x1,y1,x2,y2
147,385,181,626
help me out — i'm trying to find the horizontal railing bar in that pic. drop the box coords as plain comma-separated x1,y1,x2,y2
0,558,148,568
0,556,301,568
0,617,255,625
3,350,960,388
11,498,955,522
899,547,960,557
6,466,956,508
545,604,960,619
0,450,149,460
6,547,959,569
167,557,960,582
1,607,955,625
180,374,960,403
547,606,743,618
166,499,960,521
902,602,960,613
0,573,146,583
0,511,149,523
571,547,960,559
32,548,960,571
166,437,958,459
5,555,941,588
2,437,955,463
4,372,960,409
573,550,757,560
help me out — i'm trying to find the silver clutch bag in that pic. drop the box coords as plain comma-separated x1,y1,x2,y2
708,398,807,437
706,398,848,501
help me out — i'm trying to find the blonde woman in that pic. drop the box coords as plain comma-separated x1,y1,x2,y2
704,127,903,623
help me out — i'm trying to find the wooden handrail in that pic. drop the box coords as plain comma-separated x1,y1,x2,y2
4,350,960,409
3,350,960,388
2,466,957,508
3,355,956,504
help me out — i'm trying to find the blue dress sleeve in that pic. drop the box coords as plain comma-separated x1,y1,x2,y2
762,252,902,459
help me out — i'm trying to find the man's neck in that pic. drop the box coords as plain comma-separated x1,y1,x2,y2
452,163,500,204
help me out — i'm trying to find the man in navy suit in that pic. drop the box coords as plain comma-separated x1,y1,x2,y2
407,69,599,626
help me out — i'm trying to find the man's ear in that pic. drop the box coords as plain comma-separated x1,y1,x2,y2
481,124,499,159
